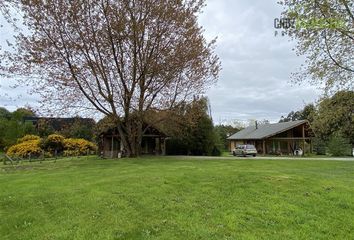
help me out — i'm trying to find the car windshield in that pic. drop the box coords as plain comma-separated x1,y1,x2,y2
246,145,256,149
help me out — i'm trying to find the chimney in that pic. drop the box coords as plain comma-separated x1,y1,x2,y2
255,121,258,129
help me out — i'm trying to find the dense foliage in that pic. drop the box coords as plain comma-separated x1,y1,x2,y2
165,98,222,156
37,118,96,141
312,91,354,145
0,107,36,150
214,125,240,151
64,120,95,141
326,133,352,156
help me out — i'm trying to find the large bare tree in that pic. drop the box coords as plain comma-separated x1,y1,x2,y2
0,0,220,157
280,0,354,92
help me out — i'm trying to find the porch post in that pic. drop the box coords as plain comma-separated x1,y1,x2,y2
155,138,160,155
262,140,266,155
111,135,114,158
302,124,306,155
101,137,104,157
272,140,275,153
162,138,166,155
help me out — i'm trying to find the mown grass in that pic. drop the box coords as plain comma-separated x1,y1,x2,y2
0,156,353,239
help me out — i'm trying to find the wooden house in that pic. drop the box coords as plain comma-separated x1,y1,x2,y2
98,125,168,158
227,120,314,155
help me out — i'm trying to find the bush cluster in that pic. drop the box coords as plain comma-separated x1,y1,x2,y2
6,134,97,158
63,138,97,156
7,139,42,158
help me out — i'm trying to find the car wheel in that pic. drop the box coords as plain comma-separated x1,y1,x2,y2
233,151,236,156
253,154,256,157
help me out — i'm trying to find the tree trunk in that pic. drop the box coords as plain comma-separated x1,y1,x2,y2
117,118,144,158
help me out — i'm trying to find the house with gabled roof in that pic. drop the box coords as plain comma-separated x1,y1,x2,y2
227,120,314,155
98,123,168,158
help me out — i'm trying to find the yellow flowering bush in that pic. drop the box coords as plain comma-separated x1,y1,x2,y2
42,134,65,152
7,139,43,158
47,134,65,144
17,135,40,144
63,138,97,156
6,134,97,158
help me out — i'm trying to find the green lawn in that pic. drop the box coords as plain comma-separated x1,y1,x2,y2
0,157,353,239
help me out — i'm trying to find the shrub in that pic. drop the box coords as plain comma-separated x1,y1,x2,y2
17,135,40,144
47,134,65,144
327,133,352,156
7,139,43,158
63,138,97,156
312,137,327,155
211,146,222,156
42,134,65,153
166,138,189,155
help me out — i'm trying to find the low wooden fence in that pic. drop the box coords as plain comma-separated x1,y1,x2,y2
1,150,98,165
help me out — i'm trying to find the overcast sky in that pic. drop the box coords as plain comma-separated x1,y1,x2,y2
0,0,322,124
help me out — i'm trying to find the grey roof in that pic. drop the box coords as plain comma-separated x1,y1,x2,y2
227,120,307,140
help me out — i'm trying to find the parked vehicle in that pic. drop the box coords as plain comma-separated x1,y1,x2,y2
232,144,257,157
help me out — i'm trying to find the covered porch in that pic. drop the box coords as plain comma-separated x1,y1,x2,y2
99,125,167,158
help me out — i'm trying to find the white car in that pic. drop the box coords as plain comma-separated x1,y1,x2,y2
233,144,257,157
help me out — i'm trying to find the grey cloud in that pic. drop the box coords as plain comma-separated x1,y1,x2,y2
201,0,320,124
